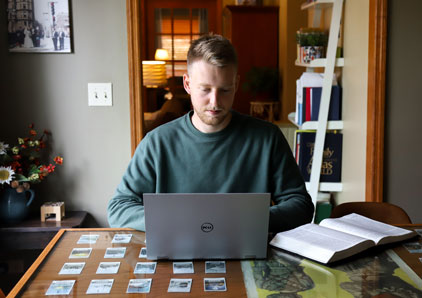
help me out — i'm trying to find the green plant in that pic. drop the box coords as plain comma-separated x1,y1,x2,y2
242,67,279,99
296,29,328,47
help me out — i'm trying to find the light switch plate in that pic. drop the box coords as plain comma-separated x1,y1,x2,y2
88,83,113,106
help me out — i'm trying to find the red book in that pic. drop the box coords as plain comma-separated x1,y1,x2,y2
305,87,312,122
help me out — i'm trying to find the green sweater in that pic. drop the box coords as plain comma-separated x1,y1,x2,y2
108,111,314,232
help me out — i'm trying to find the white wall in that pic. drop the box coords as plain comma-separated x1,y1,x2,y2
0,0,131,227
334,0,368,205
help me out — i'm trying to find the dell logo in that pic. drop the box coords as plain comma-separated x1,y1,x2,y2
201,223,213,233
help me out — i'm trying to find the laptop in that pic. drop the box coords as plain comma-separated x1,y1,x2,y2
143,193,270,260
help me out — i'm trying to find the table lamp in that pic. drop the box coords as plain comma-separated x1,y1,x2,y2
142,61,167,88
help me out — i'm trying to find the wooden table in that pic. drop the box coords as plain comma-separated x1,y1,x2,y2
0,211,88,295
7,225,422,297
8,228,247,297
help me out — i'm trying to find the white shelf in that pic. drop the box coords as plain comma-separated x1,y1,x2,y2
301,0,334,10
295,58,344,68
288,112,343,130
306,182,343,192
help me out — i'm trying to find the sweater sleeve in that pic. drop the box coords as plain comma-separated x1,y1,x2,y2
268,129,314,233
107,135,156,231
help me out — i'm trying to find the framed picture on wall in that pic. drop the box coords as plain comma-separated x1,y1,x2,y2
7,0,73,53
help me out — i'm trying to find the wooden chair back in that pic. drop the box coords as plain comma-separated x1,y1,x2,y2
330,202,412,225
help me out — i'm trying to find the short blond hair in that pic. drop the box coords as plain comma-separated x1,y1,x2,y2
187,34,238,73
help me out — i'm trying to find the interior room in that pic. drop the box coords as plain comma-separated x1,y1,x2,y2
0,0,421,296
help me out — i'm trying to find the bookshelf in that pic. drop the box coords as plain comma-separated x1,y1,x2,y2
294,0,344,212
288,112,343,130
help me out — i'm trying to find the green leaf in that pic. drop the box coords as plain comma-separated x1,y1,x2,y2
15,174,29,182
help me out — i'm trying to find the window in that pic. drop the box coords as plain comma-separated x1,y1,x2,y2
154,8,208,77
145,0,218,78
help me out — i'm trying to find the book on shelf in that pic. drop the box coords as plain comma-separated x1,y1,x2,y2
269,213,417,264
295,72,339,125
295,130,342,182
310,86,342,121
298,86,342,125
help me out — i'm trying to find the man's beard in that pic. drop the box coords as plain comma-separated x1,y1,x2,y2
194,107,230,127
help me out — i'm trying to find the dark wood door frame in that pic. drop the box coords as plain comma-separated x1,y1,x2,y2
366,0,387,202
126,0,387,202
126,0,221,154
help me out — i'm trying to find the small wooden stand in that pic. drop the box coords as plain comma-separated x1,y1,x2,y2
41,202,65,222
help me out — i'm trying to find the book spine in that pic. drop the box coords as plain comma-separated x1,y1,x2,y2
305,87,312,122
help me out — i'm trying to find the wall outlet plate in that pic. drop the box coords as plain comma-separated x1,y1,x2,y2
88,83,113,106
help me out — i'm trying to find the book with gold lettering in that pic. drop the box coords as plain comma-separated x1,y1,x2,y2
269,213,417,264
295,130,342,182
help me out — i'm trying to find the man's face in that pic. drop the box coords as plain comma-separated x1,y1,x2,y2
183,60,239,133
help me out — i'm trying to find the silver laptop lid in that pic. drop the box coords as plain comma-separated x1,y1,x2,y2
144,193,270,260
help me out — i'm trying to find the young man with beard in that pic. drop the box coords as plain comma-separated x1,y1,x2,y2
108,34,314,233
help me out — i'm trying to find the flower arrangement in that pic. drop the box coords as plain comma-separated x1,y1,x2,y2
0,124,63,192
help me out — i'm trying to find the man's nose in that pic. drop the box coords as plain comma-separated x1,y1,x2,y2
209,90,219,107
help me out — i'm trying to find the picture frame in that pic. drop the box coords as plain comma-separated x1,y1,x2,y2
7,0,73,53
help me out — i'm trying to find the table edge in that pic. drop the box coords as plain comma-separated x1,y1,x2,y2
6,228,135,297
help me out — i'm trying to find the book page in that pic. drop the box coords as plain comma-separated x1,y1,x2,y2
320,213,416,245
269,223,374,263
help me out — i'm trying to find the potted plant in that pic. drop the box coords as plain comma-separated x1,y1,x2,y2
242,66,280,100
242,67,280,122
0,124,63,224
296,28,328,63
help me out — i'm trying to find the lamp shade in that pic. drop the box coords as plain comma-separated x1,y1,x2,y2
142,61,167,88
154,49,169,60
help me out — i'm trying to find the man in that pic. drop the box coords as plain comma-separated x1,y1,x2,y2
108,34,314,233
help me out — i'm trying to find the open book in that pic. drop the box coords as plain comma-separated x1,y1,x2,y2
269,213,417,264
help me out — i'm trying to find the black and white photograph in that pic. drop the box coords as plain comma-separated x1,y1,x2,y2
69,248,92,259
7,0,72,53
139,247,147,258
126,279,152,294
204,277,227,292
96,262,121,274
86,279,114,295
112,233,132,243
173,261,194,274
77,234,99,244
167,278,192,293
205,261,226,274
134,262,157,274
104,247,126,259
59,262,85,275
45,280,75,296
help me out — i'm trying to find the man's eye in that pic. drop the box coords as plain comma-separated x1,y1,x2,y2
201,88,210,92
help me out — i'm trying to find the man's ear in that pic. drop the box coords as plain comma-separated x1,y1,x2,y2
183,73,191,95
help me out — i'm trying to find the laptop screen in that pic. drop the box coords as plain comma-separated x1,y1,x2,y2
144,193,270,260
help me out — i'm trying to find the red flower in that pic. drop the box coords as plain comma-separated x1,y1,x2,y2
54,156,63,165
10,161,21,171
47,164,55,173
13,155,22,160
29,123,34,129
29,129,37,136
